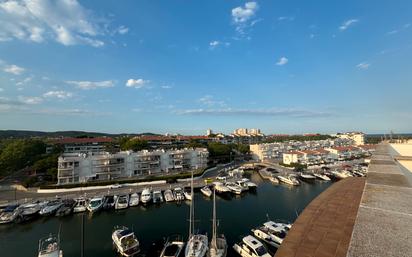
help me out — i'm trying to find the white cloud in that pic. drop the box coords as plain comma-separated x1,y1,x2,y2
339,19,359,31
276,57,288,66
18,95,42,104
66,80,115,90
117,25,129,35
356,62,370,70
3,64,25,75
231,2,259,36
0,0,106,47
232,2,258,23
161,85,172,89
43,90,73,99
126,78,149,88
209,40,230,49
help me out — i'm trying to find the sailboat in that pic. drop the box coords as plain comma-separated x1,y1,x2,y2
185,170,209,257
207,189,227,257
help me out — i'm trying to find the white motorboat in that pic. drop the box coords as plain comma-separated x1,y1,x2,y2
174,187,185,201
153,190,164,204
225,182,243,195
299,173,317,183
140,188,152,204
234,181,249,192
212,182,231,194
277,175,300,186
164,189,175,202
207,189,227,257
112,226,140,257
40,200,63,216
252,226,286,248
184,188,192,201
0,204,20,224
313,173,331,181
55,199,75,217
16,202,42,223
86,196,104,212
115,195,130,210
201,186,212,197
263,221,292,233
331,170,352,180
240,178,257,189
233,235,271,257
129,193,140,207
185,170,209,257
269,176,279,184
38,234,63,257
73,198,87,213
160,235,185,257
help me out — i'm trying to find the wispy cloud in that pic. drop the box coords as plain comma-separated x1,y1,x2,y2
278,16,295,22
231,2,259,36
0,0,110,47
43,90,73,99
356,62,370,70
339,19,359,31
16,76,32,86
198,95,226,107
386,23,411,36
17,95,43,104
209,40,230,50
176,108,331,118
116,25,129,35
125,78,149,89
276,57,288,66
66,80,115,90
3,64,25,75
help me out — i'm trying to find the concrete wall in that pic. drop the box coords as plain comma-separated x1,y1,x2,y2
390,143,412,156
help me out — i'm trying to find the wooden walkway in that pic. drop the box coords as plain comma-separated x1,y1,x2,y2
275,177,365,257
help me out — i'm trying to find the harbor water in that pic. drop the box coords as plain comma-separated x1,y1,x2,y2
0,174,332,257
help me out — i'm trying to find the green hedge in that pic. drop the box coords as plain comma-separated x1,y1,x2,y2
39,165,215,189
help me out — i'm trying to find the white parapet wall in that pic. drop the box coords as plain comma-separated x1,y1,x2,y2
390,142,412,174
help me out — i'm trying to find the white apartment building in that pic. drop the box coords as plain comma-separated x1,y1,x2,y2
335,132,365,146
233,128,263,136
57,148,209,185
282,149,333,165
250,143,284,161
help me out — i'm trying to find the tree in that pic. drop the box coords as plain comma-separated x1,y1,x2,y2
0,139,46,177
121,138,148,151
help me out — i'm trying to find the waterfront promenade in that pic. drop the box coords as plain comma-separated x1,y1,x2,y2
275,142,412,257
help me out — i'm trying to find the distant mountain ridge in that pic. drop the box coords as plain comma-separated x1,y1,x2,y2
0,130,160,139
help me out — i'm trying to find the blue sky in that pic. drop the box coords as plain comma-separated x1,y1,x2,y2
0,0,411,135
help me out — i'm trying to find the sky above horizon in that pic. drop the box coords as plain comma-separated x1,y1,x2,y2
0,0,411,135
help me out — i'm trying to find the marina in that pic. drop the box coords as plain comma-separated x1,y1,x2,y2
0,173,332,257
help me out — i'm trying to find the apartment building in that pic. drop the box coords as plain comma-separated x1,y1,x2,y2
334,132,365,146
57,148,209,185
47,137,114,153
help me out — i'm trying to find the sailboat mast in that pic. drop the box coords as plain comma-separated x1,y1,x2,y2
189,169,194,237
212,188,217,249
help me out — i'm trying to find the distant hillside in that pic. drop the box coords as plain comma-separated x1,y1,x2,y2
0,130,160,139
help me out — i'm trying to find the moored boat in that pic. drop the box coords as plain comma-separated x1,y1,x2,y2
0,204,21,224
313,173,331,181
160,235,185,257
141,188,152,204
277,175,300,186
225,182,243,195
201,186,212,197
240,178,257,189
112,226,140,257
115,194,129,210
184,188,192,201
56,199,75,217
38,234,63,257
73,198,87,213
164,189,175,202
153,190,164,204
212,182,230,194
299,173,317,183
40,200,63,216
129,193,140,207
207,189,227,257
233,235,271,257
86,196,105,213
